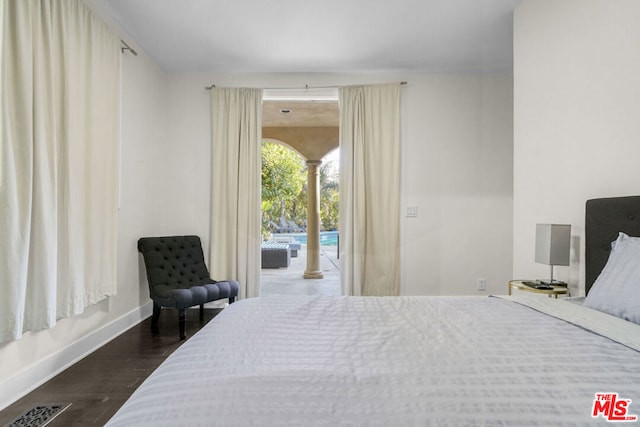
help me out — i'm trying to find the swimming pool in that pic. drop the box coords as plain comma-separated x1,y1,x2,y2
285,231,339,246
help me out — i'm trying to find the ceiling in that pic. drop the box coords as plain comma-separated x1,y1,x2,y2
263,101,339,127
93,0,522,74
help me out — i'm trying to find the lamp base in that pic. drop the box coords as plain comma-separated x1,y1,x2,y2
537,279,567,287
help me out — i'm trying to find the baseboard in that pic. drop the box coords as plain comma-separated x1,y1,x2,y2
0,302,153,411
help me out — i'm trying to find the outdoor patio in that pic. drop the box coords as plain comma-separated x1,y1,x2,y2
260,244,340,296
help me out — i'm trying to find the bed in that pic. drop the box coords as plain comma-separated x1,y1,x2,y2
107,196,640,426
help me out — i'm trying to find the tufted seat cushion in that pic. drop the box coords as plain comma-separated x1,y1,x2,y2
138,235,239,339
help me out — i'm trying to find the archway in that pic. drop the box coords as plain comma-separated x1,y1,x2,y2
261,106,339,281
261,95,339,288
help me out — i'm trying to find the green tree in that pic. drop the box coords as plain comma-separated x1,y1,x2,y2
261,142,306,237
261,143,340,239
320,160,339,230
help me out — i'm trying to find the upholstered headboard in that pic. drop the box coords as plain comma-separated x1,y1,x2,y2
585,195,640,295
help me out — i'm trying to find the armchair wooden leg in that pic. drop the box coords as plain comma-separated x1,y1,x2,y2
199,304,205,321
178,308,186,340
151,302,161,335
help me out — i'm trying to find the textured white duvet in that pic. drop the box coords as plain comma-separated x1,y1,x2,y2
106,295,640,426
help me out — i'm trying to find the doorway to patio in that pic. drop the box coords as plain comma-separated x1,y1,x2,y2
260,93,340,296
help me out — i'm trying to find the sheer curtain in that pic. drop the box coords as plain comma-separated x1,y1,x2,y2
210,88,263,299
0,0,121,342
339,83,401,296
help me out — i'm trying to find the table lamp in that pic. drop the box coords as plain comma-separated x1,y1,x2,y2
535,223,571,286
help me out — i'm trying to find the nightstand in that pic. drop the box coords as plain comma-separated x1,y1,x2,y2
508,280,570,298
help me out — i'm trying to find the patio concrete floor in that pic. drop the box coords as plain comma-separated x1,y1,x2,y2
260,245,340,296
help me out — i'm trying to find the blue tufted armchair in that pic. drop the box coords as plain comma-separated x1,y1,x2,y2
137,235,239,340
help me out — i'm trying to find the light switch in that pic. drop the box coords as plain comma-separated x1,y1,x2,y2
406,206,418,217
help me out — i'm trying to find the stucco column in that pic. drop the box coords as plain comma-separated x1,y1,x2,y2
304,160,323,279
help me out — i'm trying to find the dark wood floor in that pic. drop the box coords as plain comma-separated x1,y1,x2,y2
0,308,222,426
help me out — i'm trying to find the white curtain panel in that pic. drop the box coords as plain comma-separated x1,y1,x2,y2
0,0,120,343
339,83,401,296
210,88,263,299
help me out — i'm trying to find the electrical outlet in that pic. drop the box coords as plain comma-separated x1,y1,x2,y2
406,206,418,217
477,278,487,291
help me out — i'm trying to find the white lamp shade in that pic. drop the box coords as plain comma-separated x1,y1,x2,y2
535,224,571,266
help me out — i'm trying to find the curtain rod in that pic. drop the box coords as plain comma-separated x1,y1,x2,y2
204,81,407,91
121,40,138,56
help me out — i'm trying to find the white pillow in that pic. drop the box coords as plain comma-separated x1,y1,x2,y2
584,232,640,324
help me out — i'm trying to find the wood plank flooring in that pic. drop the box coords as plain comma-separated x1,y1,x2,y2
0,308,221,426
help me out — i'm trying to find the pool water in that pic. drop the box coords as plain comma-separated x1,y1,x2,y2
290,231,339,246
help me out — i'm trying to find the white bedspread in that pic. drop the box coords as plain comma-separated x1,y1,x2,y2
106,295,640,426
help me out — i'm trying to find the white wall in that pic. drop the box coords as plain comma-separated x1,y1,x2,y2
0,35,170,409
164,72,514,295
401,74,514,295
513,0,640,295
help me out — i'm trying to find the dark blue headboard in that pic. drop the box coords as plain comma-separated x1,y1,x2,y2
585,196,640,294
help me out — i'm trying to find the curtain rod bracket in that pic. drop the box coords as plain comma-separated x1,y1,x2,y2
120,40,138,56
